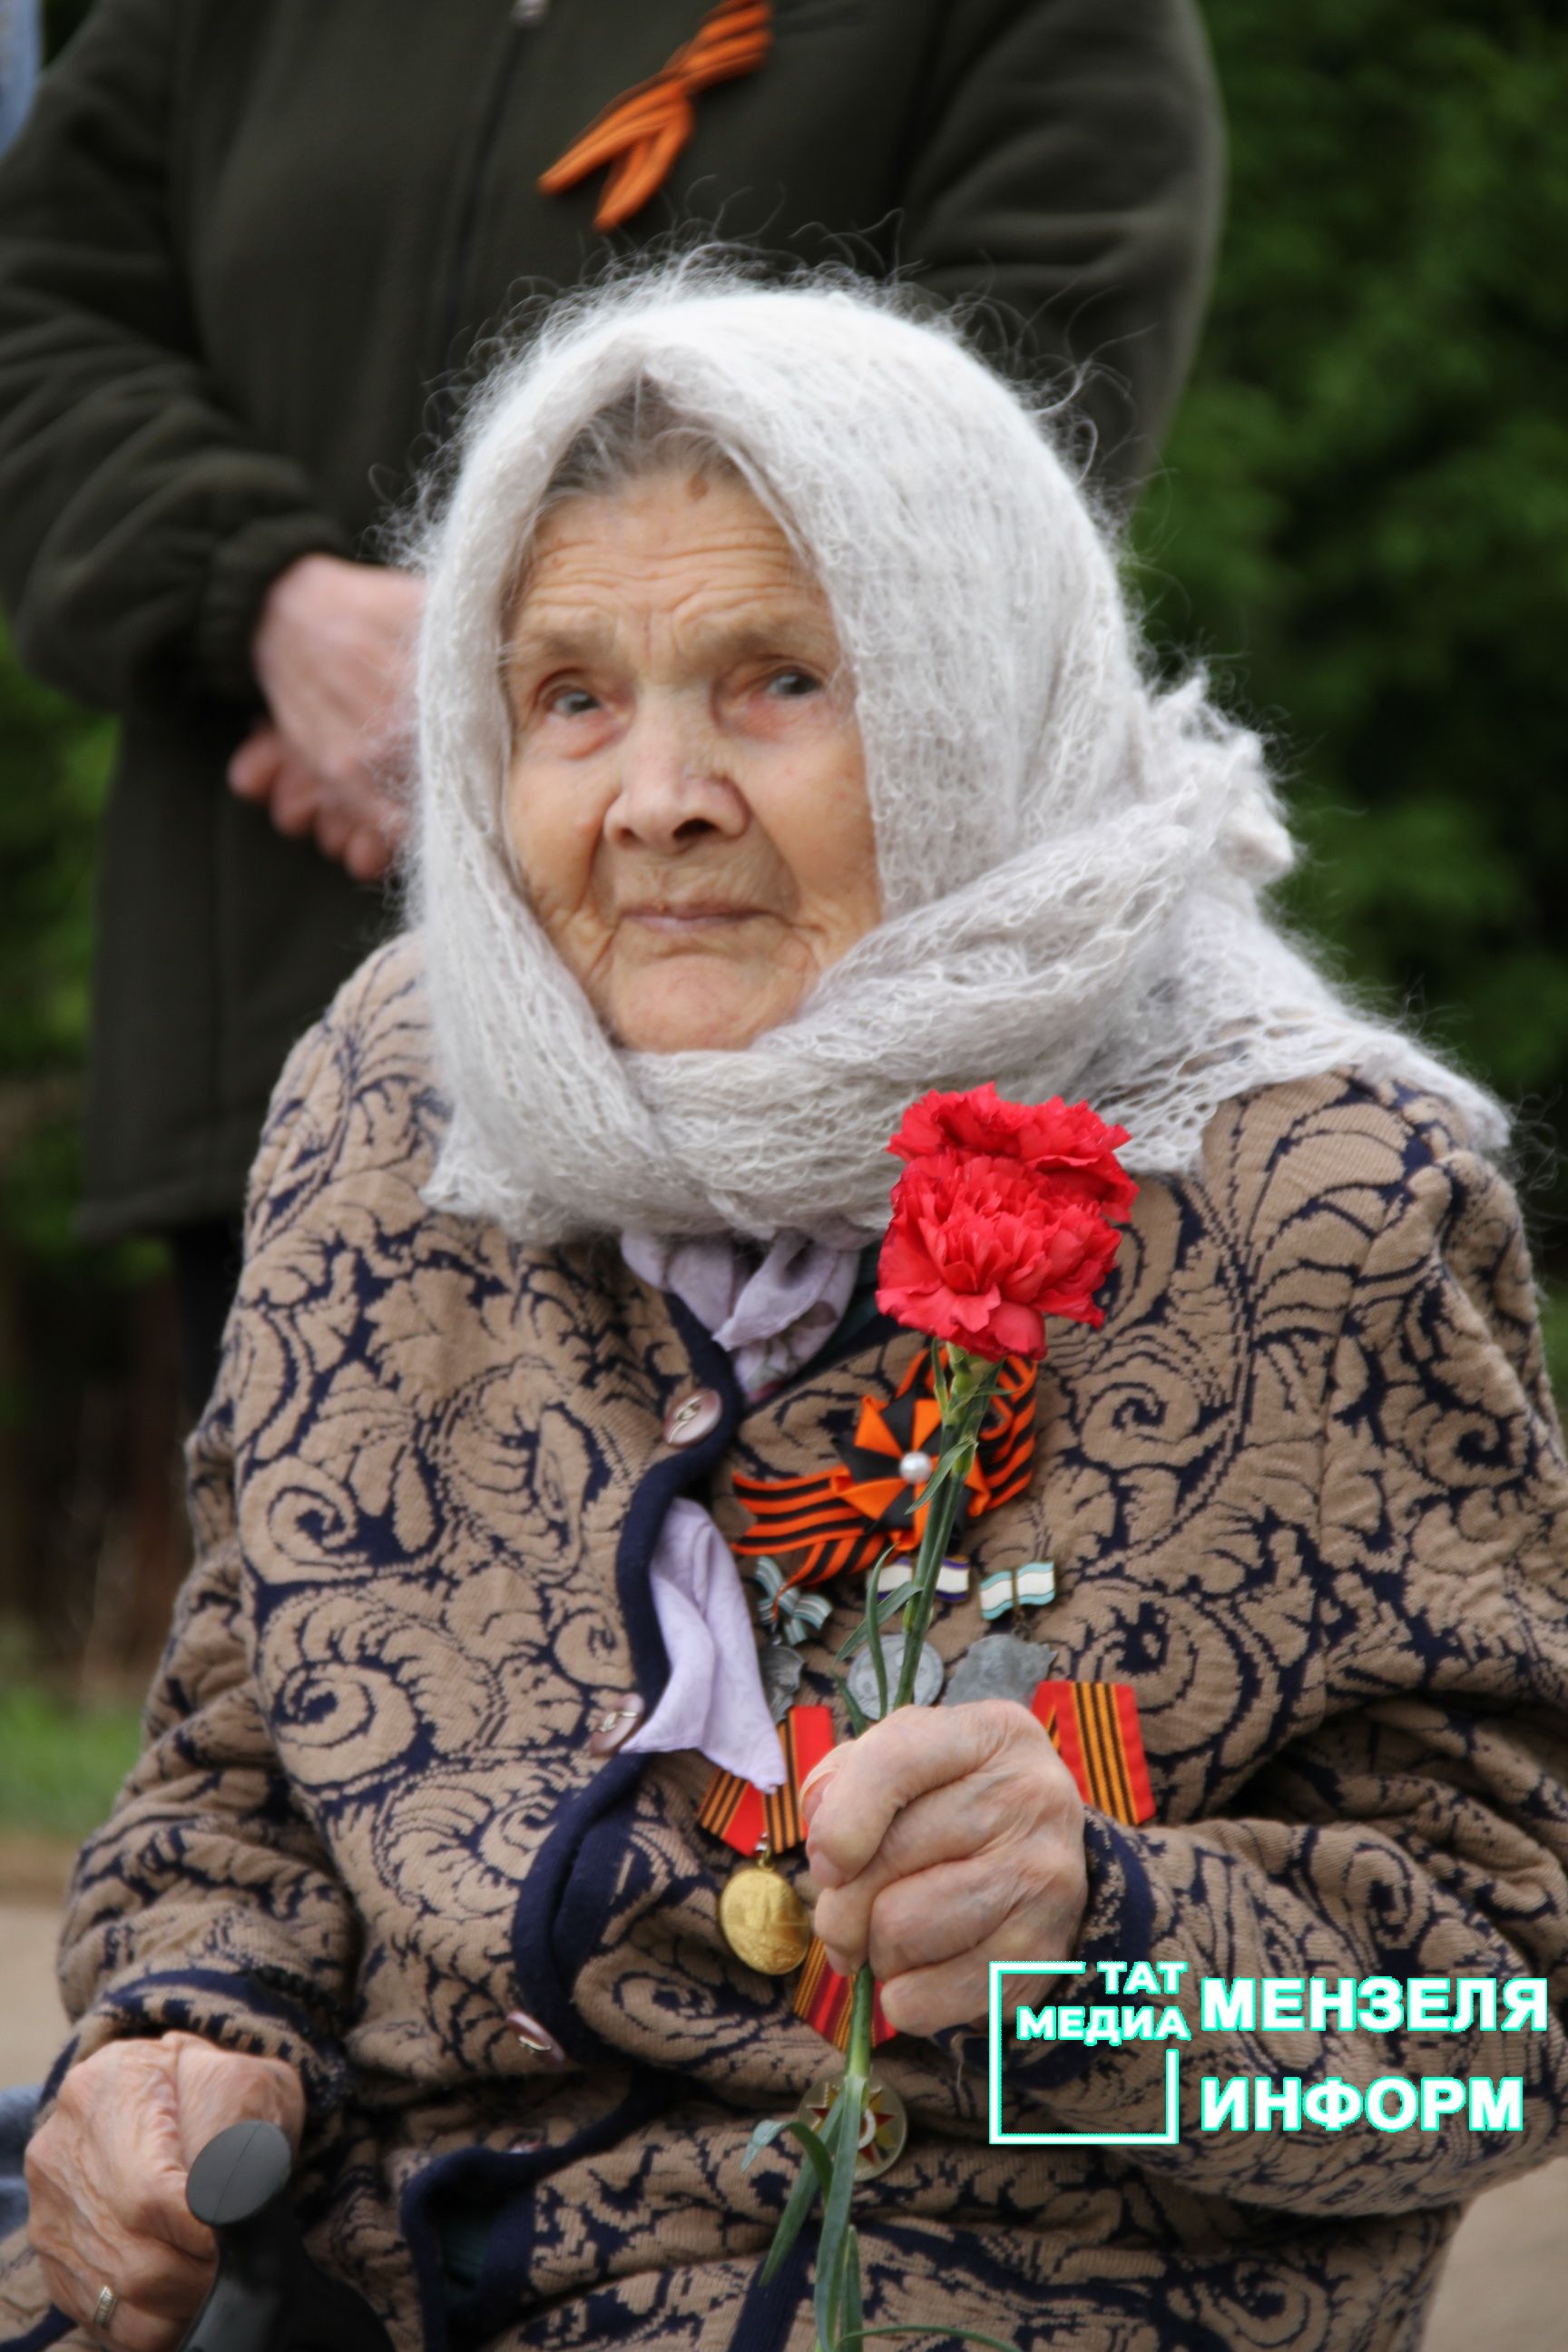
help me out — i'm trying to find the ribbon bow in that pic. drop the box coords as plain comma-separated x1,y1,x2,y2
538,0,772,232
752,1556,834,1646
733,1349,1038,1594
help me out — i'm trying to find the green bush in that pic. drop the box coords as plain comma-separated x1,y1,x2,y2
1133,0,1568,1261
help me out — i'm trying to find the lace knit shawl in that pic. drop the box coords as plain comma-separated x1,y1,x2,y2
411,267,1504,1242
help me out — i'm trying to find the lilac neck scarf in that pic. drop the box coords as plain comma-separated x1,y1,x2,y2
619,1233,861,1790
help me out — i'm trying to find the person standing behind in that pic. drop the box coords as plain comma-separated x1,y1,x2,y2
0,0,1223,1413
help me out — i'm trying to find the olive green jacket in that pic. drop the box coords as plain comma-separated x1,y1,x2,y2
0,0,1221,1239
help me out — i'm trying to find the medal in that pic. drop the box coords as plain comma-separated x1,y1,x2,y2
797,2072,908,2180
846,1632,943,1720
759,1642,804,1720
701,1705,834,1977
942,1631,1055,1708
751,1559,828,1721
718,1838,814,1975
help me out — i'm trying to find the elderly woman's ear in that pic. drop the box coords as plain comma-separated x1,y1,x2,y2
501,466,878,1056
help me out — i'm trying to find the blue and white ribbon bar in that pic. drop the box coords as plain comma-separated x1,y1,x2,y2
978,1561,1055,1618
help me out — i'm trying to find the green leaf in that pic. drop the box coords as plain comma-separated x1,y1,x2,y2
780,2114,837,2199
740,2115,789,2171
839,2225,866,2348
839,1677,871,1737
834,1574,908,1662
760,2099,844,2281
813,1973,875,2351
862,1553,889,1721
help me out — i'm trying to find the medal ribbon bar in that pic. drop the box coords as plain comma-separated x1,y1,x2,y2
1031,1678,1154,1826
698,1702,834,1855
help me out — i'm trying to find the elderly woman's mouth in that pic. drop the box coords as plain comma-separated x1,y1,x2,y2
621,902,768,934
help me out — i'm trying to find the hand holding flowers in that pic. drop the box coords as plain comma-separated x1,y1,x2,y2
801,1697,1086,2034
747,1085,1134,2352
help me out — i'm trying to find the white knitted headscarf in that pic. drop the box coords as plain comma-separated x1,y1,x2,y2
412,265,1504,1243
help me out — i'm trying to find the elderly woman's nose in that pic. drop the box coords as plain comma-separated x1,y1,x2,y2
603,702,747,851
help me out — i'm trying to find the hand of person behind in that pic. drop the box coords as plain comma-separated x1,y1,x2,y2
229,554,426,884
25,2033,305,2352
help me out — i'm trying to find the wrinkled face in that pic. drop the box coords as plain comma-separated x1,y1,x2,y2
503,469,879,1054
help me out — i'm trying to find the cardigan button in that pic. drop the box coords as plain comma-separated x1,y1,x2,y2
505,2009,567,2065
662,1387,721,1447
585,1693,645,1755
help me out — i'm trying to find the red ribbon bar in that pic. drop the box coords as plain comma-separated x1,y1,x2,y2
1031,1679,1154,1826
697,1702,835,1856
791,1935,897,2052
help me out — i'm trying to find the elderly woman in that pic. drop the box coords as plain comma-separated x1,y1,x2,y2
4,274,1567,2352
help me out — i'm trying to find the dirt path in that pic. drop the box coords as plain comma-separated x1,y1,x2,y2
0,1884,1563,2341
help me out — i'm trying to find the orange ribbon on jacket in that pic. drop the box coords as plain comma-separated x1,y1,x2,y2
538,0,773,231
732,1349,1038,1596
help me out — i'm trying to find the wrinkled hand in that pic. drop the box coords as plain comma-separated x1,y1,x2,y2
801,1699,1087,2035
228,720,406,883
229,553,424,882
26,2032,304,2352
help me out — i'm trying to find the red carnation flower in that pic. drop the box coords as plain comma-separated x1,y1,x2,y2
877,1149,1125,1362
888,1083,1137,1222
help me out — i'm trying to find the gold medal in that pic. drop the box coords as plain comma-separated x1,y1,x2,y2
718,1843,813,1976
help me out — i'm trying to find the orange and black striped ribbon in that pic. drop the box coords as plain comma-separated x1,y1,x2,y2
697,1702,834,1856
538,0,772,231
1031,1679,1155,1826
732,1350,1038,1596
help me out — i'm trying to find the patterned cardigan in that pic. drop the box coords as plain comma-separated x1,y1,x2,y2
4,936,1567,2352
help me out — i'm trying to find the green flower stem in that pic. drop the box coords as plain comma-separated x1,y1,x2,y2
892,1344,1001,1708
814,1965,877,2350
769,1338,1008,2351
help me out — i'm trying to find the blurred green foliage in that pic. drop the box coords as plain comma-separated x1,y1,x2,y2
0,1683,141,1839
1131,0,1568,1254
0,627,113,1260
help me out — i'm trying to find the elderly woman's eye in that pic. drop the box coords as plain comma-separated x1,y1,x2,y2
543,681,602,718
764,667,821,699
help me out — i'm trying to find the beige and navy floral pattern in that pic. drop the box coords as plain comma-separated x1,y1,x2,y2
3,937,1566,2352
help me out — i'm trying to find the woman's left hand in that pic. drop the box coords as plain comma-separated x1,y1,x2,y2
801,1699,1087,2036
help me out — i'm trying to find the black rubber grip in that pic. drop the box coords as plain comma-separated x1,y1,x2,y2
178,2122,394,2352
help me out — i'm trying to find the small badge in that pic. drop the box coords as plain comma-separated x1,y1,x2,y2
875,1556,972,1604
798,2073,908,2181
